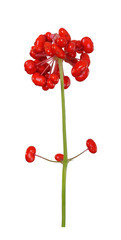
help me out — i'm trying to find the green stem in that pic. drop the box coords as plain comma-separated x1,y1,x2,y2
58,58,68,227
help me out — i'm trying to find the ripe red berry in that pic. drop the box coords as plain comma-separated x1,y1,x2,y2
66,41,76,53
64,76,71,89
66,51,76,58
71,60,88,77
49,73,59,84
30,46,44,60
32,73,47,86
42,83,49,91
80,53,90,66
55,153,64,162
44,42,54,56
75,40,84,53
34,35,46,53
25,146,36,163
75,68,89,82
86,139,97,153
52,44,65,59
34,35,46,45
45,32,52,42
59,28,71,42
80,37,94,53
47,79,55,89
56,36,67,48
24,60,36,74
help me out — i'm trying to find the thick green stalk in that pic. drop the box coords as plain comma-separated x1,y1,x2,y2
58,58,68,227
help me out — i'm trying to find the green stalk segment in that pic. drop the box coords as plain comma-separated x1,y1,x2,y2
58,58,68,227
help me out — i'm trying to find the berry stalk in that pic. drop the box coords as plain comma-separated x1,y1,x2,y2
58,58,68,227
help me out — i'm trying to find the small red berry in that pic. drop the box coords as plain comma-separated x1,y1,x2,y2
55,153,64,162
34,35,46,45
49,73,59,84
59,28,71,42
86,139,97,154
66,51,76,58
32,73,47,86
47,79,55,89
75,40,84,53
75,68,89,82
66,41,76,53
42,83,49,91
44,42,54,56
80,53,90,66
24,60,36,74
64,76,71,89
80,37,94,53
45,32,52,42
71,60,88,77
30,46,44,60
52,44,65,59
25,146,36,163
34,35,46,53
56,36,67,48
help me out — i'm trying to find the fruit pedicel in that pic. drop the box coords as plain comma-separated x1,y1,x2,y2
24,28,97,227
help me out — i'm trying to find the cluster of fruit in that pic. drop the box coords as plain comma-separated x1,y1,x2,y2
25,139,97,163
24,28,94,91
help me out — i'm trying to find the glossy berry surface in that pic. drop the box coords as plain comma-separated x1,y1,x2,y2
56,37,67,47
80,37,94,53
71,60,88,77
75,68,89,82
25,146,36,162
86,139,97,153
49,73,59,84
55,153,64,162
80,53,90,66
47,79,55,89
52,44,65,59
32,73,46,86
64,76,71,89
24,60,36,74
59,28,71,42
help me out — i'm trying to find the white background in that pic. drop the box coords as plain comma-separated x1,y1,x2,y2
0,0,121,239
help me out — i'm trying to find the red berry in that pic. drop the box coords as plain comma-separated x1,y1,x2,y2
34,35,46,45
32,73,47,86
30,46,45,60
80,37,94,53
59,28,71,42
64,76,71,89
75,68,89,82
56,36,67,48
25,146,36,163
66,41,76,53
47,79,55,89
49,73,59,84
80,53,90,66
55,153,64,162
42,83,49,91
71,60,88,77
24,60,36,74
44,42,54,56
66,51,76,58
45,32,52,42
34,44,44,53
86,139,97,154
34,35,46,53
75,40,84,53
52,44,65,59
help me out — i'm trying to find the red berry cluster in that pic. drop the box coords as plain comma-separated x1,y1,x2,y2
24,28,94,91
25,139,97,163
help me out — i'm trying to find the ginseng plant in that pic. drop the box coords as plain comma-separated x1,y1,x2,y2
24,28,97,227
